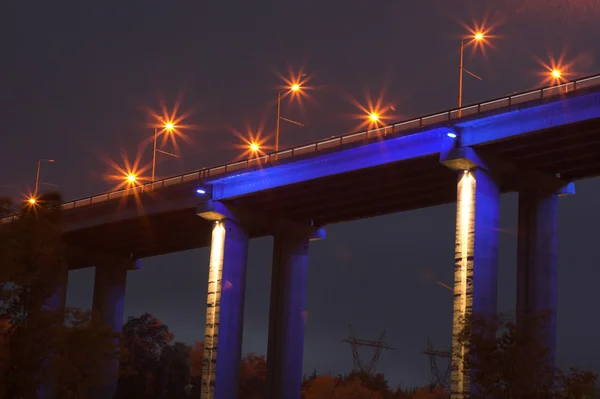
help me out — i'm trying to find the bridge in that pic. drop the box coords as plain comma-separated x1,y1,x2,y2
4,72,600,399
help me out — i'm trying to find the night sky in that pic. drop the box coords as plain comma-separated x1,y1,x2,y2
2,0,600,389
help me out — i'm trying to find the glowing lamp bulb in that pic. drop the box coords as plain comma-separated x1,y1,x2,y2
250,142,260,152
551,69,562,79
369,113,379,122
165,122,174,130
196,188,206,195
28,198,36,205
291,84,300,92
474,32,484,41
126,174,137,183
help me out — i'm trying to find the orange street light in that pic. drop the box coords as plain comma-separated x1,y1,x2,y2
275,81,306,154
458,29,487,116
249,142,260,152
551,69,562,79
369,112,380,122
151,121,179,184
126,173,137,184
28,197,37,205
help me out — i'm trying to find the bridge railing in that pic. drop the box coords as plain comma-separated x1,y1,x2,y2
2,73,600,222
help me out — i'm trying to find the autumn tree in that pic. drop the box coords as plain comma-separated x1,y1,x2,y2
239,353,267,399
154,341,192,399
302,374,384,399
0,193,68,398
456,312,598,398
116,313,174,398
52,307,120,398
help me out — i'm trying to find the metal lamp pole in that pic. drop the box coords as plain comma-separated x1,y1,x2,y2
35,159,55,195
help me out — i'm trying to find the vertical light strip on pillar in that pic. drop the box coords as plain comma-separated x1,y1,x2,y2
201,221,225,399
452,170,475,399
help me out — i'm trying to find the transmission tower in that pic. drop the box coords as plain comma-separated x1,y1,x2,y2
341,325,395,375
423,338,451,390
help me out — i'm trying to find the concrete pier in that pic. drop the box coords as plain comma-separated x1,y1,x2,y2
516,190,560,366
91,263,129,399
265,228,324,399
450,169,500,399
201,219,249,399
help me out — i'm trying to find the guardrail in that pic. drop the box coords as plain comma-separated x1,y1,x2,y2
2,73,600,223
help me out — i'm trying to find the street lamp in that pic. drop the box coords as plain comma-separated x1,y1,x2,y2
151,122,179,183
249,142,260,153
458,31,486,116
126,173,137,184
275,83,305,154
369,112,380,122
34,159,55,195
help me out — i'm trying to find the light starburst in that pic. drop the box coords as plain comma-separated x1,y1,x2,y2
535,51,575,86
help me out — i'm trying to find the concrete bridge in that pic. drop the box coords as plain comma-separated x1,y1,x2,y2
4,73,600,398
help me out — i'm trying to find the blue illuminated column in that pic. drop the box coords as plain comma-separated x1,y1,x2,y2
265,229,323,399
91,263,128,399
201,219,249,399
450,168,500,399
516,189,561,367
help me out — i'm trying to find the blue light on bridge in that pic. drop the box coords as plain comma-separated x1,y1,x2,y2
197,189,206,195
447,132,457,138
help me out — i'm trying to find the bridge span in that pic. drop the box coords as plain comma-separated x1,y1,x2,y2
4,73,600,398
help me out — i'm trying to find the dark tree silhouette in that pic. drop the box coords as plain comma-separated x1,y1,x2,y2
455,312,598,398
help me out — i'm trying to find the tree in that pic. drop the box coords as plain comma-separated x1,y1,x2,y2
0,193,68,398
52,307,121,398
239,354,266,399
455,312,598,398
155,341,192,399
188,341,204,397
345,370,390,393
302,374,384,399
116,313,173,398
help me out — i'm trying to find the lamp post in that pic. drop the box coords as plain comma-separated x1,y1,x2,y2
458,31,485,116
275,83,305,154
34,159,55,196
151,122,178,183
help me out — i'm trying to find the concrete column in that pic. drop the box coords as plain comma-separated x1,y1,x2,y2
450,169,500,399
265,233,311,399
91,264,128,399
516,190,559,366
201,219,249,399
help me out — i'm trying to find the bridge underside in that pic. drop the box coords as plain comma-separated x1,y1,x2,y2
226,118,600,226
63,117,600,266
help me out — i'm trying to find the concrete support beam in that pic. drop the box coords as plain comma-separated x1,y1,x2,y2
449,168,500,399
90,261,131,399
440,146,575,195
199,218,249,399
197,199,322,239
516,186,569,367
266,230,320,399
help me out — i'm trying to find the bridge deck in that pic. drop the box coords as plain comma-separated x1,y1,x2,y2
3,74,600,265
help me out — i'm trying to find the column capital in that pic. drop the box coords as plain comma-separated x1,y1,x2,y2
440,147,575,195
197,200,325,240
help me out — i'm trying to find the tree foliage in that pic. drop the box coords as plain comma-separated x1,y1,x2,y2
0,194,67,397
0,194,119,397
456,312,598,399
52,308,121,398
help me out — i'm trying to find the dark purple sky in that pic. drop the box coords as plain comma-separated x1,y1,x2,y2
2,0,600,388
